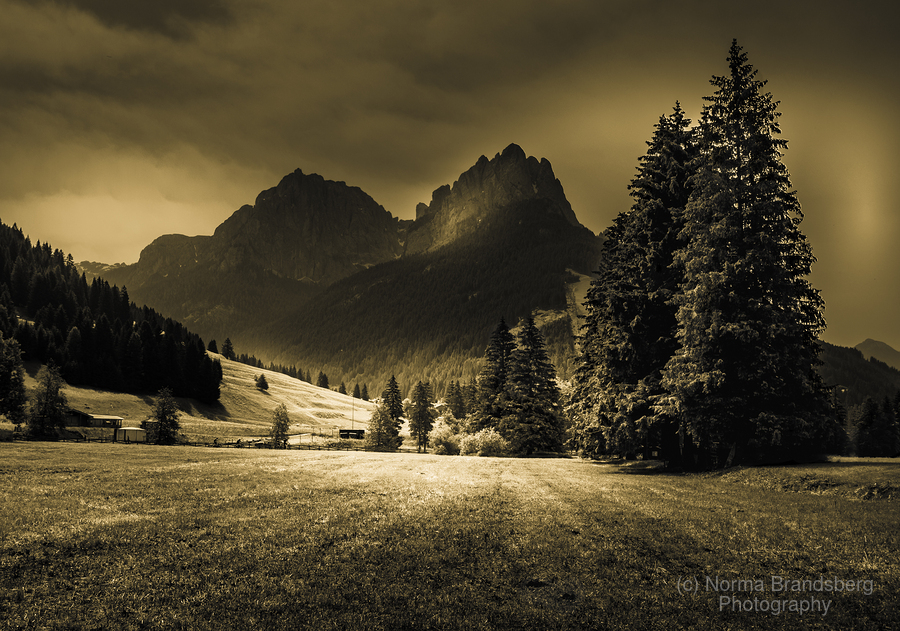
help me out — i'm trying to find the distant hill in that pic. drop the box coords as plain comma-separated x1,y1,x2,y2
855,339,900,371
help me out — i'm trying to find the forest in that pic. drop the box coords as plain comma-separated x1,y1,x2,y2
0,221,222,404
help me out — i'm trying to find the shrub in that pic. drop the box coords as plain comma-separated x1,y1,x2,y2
459,428,509,457
429,417,462,455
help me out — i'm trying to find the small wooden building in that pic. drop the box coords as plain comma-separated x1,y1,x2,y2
116,427,147,443
66,409,124,429
339,429,365,440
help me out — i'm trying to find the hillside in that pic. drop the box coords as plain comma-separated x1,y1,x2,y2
855,338,900,371
818,341,900,410
19,355,374,443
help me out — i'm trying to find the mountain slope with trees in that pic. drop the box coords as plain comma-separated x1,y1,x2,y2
0,222,222,404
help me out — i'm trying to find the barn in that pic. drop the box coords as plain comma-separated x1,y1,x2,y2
116,427,147,443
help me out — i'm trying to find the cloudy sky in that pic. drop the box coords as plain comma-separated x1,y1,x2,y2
1,0,898,350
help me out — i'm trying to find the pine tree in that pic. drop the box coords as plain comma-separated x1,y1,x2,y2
382,375,404,425
501,317,565,454
446,380,466,419
659,40,832,467
353,383,361,399
570,103,696,461
316,371,329,389
361,383,369,401
207,339,219,354
409,380,435,452
221,338,235,361
472,317,515,431
338,382,347,395
256,373,269,391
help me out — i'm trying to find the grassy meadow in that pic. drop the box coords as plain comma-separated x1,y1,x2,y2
1,443,898,630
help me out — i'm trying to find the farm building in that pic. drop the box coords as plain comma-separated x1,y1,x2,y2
116,427,147,443
339,429,365,440
66,409,124,429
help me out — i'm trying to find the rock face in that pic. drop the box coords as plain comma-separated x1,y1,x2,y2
405,143,582,255
205,170,403,284
123,170,403,287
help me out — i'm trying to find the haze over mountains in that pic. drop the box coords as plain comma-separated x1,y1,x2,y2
101,144,604,395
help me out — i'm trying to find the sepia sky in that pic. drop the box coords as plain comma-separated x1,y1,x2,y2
1,0,898,350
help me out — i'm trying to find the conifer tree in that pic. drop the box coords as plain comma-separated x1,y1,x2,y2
256,373,269,391
571,103,696,460
361,383,369,401
446,380,466,420
409,380,435,452
659,40,832,467
221,338,235,361
353,383,361,399
316,371,329,389
501,317,565,454
473,317,515,431
382,375,404,425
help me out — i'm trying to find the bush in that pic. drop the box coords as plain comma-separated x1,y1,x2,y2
459,428,510,457
429,417,462,455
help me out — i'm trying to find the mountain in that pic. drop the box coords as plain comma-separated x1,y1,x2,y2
102,144,604,397
406,143,583,255
102,169,404,337
855,339,900,371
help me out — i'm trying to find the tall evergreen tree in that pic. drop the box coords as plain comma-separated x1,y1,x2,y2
409,380,435,452
382,375,404,425
658,40,832,467
502,317,565,454
473,317,515,431
570,103,696,461
446,380,466,420
221,338,236,361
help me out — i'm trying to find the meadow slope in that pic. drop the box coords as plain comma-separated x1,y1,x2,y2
19,355,375,443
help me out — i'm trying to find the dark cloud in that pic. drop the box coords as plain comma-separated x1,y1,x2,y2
32,0,233,39
0,0,898,349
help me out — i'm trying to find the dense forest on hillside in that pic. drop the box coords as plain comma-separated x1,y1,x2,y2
243,200,602,398
818,342,900,409
0,221,222,403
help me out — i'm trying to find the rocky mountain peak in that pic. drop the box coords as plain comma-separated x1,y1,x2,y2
405,144,583,255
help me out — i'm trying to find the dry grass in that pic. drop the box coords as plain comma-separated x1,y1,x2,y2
1,444,897,630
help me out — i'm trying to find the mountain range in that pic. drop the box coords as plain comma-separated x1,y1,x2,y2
100,144,604,396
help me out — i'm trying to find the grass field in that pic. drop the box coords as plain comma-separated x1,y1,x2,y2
1,443,897,630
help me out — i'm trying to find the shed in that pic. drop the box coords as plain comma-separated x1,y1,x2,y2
339,429,365,440
116,427,147,443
